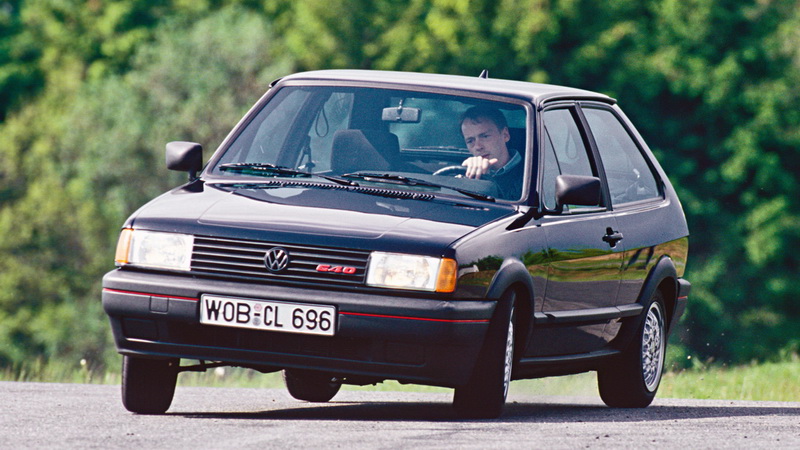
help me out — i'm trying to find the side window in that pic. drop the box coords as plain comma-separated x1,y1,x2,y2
582,107,660,205
541,108,595,211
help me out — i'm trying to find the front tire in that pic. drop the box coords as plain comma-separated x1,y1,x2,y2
283,369,342,403
453,291,516,419
121,355,178,414
598,290,667,408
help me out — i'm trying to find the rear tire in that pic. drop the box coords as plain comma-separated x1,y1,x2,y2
283,369,342,403
453,291,516,419
121,355,178,414
598,290,667,408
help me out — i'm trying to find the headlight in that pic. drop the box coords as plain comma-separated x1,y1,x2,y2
366,252,457,292
115,229,194,271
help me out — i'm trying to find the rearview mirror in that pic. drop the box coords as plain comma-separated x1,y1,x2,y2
382,102,421,123
555,175,602,211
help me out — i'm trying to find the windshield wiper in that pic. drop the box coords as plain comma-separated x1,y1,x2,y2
342,172,495,202
219,163,358,186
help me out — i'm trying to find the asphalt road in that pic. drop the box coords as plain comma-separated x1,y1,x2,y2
2,381,798,448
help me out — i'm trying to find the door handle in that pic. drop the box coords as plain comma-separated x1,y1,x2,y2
603,228,624,247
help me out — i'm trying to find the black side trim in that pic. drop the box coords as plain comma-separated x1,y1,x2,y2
534,304,642,326
514,348,621,379
519,348,619,366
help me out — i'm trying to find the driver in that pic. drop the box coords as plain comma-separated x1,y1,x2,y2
460,106,523,199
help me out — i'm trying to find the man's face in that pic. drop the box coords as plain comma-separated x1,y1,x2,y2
461,118,511,167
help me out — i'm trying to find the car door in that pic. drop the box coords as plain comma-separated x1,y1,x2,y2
529,105,624,357
580,105,667,309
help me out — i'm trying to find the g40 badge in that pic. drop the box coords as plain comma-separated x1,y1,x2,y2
316,264,357,274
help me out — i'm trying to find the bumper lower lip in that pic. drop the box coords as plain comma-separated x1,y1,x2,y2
102,269,496,386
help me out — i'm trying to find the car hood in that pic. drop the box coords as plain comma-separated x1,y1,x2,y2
128,182,517,254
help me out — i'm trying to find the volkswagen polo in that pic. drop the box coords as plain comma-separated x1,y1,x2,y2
102,70,690,418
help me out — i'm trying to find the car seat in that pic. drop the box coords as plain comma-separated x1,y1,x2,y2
330,129,397,174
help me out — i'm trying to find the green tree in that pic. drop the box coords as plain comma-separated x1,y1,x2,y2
0,0,42,121
0,4,292,369
1,0,798,370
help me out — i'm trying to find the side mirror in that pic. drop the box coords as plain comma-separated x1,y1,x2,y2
555,174,602,212
166,141,203,180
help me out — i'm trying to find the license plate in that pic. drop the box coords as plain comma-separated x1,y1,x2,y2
200,295,336,336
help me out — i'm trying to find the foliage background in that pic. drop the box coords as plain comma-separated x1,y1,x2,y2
0,0,798,372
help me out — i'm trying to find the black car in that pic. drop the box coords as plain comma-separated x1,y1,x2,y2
103,70,690,418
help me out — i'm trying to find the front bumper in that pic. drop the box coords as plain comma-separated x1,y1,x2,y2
102,269,496,387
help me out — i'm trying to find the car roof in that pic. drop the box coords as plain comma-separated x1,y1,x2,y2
277,70,615,107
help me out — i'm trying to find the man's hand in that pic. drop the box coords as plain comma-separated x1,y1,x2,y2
462,156,498,179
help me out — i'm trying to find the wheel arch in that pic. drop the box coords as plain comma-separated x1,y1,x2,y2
639,256,679,334
613,256,679,352
485,258,535,360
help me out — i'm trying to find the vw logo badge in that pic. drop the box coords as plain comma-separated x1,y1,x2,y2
264,247,290,273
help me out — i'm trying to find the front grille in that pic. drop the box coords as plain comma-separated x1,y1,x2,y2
191,235,370,286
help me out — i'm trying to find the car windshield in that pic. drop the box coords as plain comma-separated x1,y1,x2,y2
209,85,529,201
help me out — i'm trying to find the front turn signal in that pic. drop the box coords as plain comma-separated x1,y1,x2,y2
435,258,457,293
115,228,134,265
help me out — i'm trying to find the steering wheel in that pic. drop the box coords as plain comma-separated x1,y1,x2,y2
433,165,467,177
